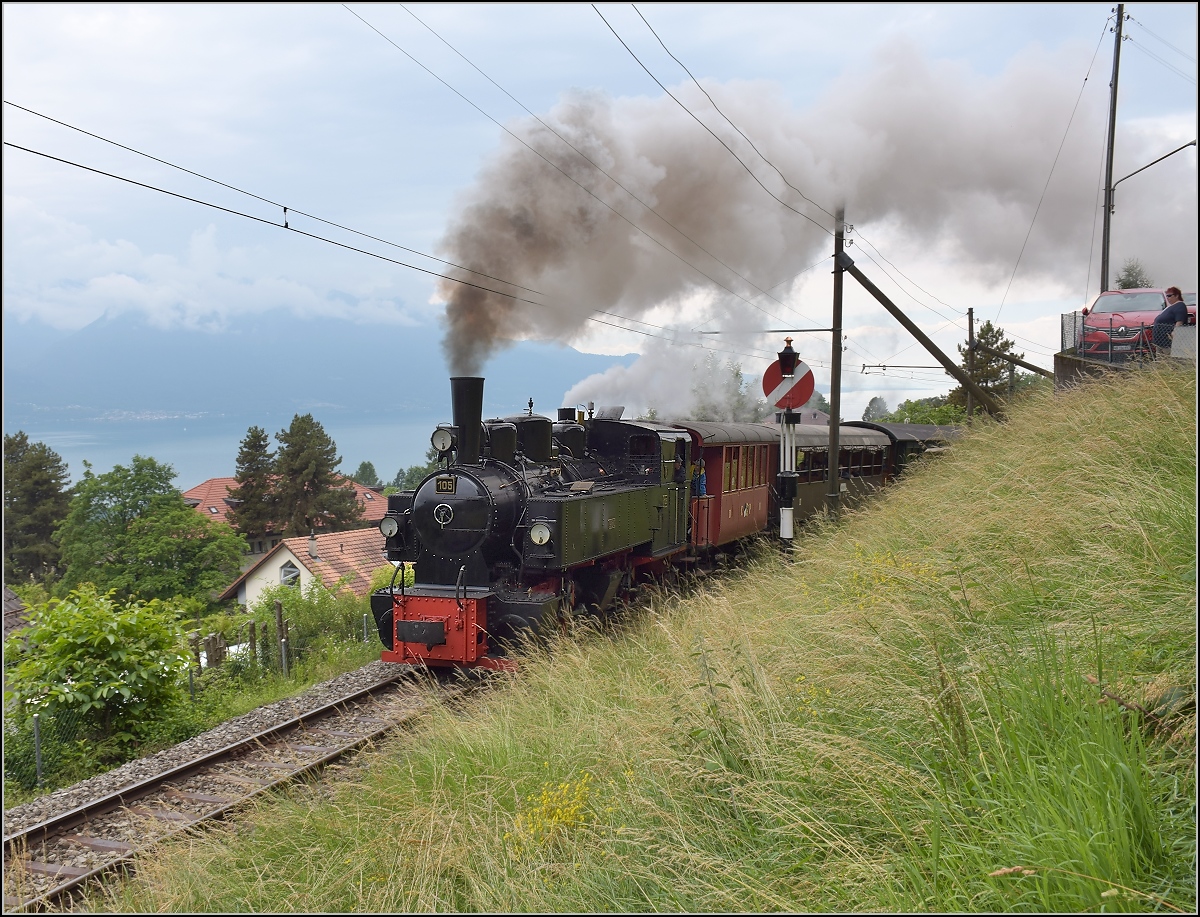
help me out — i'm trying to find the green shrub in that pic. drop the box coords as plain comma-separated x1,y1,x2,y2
248,578,371,665
3,585,191,739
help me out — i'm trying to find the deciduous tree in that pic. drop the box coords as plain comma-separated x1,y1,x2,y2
4,432,71,584
690,354,770,422
882,396,966,425
55,456,243,604
273,414,363,536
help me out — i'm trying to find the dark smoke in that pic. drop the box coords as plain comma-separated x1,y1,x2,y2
436,39,1196,375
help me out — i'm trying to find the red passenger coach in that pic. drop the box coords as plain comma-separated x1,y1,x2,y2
677,422,780,549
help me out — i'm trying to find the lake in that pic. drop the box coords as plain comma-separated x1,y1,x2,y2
11,410,447,491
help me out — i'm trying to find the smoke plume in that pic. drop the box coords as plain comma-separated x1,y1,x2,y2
436,39,1197,376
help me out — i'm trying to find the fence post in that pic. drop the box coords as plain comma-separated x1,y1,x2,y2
189,667,195,701
363,613,370,643
281,638,289,679
274,599,285,671
33,712,44,787
249,619,257,664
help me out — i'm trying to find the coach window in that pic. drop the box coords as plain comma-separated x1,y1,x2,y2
812,450,828,481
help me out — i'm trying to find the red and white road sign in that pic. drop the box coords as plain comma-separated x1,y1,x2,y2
762,359,815,410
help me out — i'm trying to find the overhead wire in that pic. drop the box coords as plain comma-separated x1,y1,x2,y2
1124,37,1197,84
630,3,836,225
0,100,542,297
593,4,833,237
3,140,779,366
343,3,819,335
1126,14,1196,64
4,102,788,360
628,3,974,325
392,3,826,335
993,16,1111,323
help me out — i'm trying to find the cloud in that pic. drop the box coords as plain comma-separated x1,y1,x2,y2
433,37,1195,376
1,200,421,330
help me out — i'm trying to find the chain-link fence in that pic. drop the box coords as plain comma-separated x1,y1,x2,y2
1061,311,1085,353
1061,311,1157,364
3,704,94,792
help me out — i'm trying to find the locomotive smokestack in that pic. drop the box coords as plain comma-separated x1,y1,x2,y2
450,376,485,465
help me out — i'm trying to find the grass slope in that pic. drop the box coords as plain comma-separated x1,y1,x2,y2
98,365,1196,913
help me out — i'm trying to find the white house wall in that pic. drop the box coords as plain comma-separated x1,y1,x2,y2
235,546,315,607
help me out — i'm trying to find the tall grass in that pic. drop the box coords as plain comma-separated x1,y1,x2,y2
98,364,1195,913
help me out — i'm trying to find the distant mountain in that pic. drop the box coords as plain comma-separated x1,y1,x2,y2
2,311,636,426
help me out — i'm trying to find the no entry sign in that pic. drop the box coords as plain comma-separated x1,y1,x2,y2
762,359,815,410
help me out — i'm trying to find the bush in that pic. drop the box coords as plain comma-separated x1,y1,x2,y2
248,578,371,666
3,585,192,739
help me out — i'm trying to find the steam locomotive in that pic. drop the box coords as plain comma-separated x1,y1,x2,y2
371,376,953,670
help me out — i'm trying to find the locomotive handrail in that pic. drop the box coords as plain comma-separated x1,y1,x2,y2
455,565,466,611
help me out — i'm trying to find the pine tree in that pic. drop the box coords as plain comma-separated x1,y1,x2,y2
226,426,277,539
947,321,1023,410
862,396,890,422
1115,258,1154,290
273,414,363,536
3,432,72,584
351,461,381,488
393,446,442,491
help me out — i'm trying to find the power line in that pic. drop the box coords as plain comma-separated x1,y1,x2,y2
994,16,1111,323
1127,15,1196,64
3,102,793,362
344,3,813,332
631,3,836,225
619,4,979,331
1,100,543,297
593,4,832,237
392,3,823,332
4,140,784,368
1125,37,1197,84
3,140,549,305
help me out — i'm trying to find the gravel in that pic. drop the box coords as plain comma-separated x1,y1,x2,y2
4,660,407,836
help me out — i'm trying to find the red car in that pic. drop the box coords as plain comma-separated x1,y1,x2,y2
1078,288,1196,361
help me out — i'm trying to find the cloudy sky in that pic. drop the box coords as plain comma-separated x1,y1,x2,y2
4,2,1197,420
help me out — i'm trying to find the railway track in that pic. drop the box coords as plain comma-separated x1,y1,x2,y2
2,667,474,912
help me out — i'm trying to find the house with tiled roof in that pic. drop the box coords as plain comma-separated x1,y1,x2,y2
219,526,391,607
4,586,30,640
183,475,387,568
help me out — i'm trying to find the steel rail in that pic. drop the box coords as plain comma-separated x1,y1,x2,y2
4,669,472,911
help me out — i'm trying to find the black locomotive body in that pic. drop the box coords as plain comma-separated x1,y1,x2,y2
372,376,954,670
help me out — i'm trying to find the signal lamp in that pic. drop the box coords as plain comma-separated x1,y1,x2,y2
778,337,799,377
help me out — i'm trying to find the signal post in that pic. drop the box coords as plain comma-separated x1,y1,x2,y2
764,338,814,548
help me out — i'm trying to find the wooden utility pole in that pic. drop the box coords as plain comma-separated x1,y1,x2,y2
836,251,1005,416
1100,3,1125,293
967,307,976,418
274,599,285,669
827,207,845,517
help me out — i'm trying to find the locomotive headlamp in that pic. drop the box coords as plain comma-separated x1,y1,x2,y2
529,522,552,546
379,516,399,538
431,427,456,454
778,337,799,377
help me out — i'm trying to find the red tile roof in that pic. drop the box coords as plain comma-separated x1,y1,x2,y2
183,476,387,528
182,476,238,524
219,526,388,601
